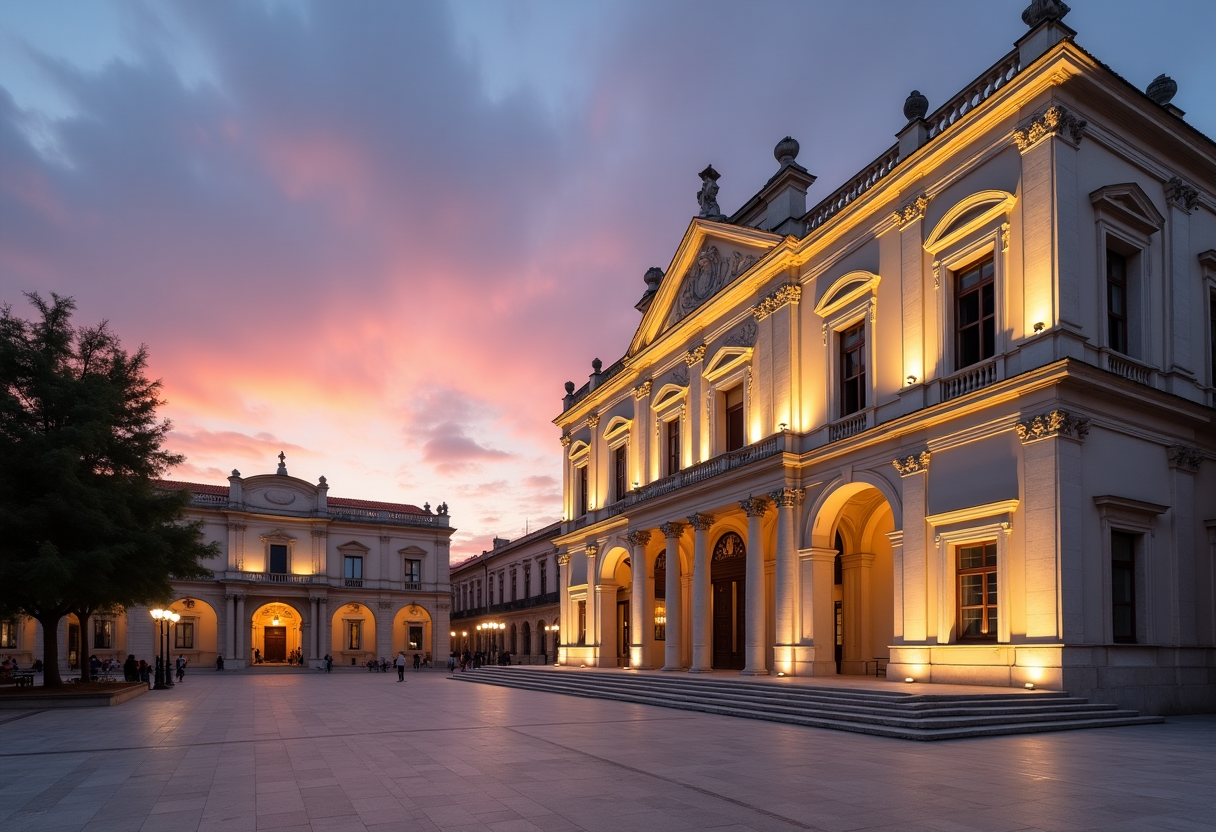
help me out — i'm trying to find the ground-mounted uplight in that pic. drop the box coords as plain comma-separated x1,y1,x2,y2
1025,682,1035,690
776,672,785,677
904,677,915,683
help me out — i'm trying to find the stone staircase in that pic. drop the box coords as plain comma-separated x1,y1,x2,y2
453,666,1163,741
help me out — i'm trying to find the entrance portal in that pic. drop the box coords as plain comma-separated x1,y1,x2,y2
263,627,287,662
711,532,746,670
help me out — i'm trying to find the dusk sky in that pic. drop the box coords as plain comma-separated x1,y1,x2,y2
3,1,1214,563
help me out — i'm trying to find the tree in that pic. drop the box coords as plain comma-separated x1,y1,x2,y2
0,293,216,687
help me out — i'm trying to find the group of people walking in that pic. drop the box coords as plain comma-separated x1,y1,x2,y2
448,650,512,672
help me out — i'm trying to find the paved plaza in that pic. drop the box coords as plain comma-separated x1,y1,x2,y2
0,670,1213,832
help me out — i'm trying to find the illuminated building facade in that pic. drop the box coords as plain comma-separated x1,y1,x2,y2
552,2,1216,713
4,456,453,671
449,523,562,664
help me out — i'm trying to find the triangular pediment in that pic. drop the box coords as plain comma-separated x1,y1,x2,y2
1089,183,1164,237
628,219,783,357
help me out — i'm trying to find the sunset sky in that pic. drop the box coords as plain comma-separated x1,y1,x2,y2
3,1,1214,562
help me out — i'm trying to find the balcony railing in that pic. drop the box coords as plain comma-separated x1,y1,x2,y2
234,571,325,585
1102,351,1153,385
940,359,999,401
805,145,900,232
828,411,869,442
450,592,560,620
925,49,1021,141
183,494,449,528
344,578,363,588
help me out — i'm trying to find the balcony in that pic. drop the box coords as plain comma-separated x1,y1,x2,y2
939,358,1000,402
344,578,363,588
828,411,870,442
1100,350,1154,386
232,571,325,585
451,592,560,621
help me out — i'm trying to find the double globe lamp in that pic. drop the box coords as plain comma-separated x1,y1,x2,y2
149,608,180,690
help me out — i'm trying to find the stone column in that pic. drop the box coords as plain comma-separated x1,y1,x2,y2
688,512,715,673
895,196,928,389
556,553,572,664
587,414,601,512
741,496,771,675
585,544,599,660
309,597,319,661
626,530,652,669
235,595,246,665
226,594,237,661
433,601,449,665
803,548,838,675
892,451,930,642
596,583,619,665
660,522,686,671
769,487,803,671
841,552,875,674
377,601,393,660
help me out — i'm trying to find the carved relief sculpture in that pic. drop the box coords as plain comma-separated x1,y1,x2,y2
1167,444,1204,472
1015,409,1091,442
753,284,803,321
724,319,758,347
891,194,930,227
892,451,931,476
676,246,758,322
1166,177,1200,213
1012,105,1086,151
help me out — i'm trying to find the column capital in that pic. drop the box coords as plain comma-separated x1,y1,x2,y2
684,344,707,366
659,521,686,539
752,283,802,321
228,523,246,531
311,529,327,538
1016,409,1090,444
625,530,652,547
802,547,838,564
1167,444,1204,473
739,496,770,518
687,512,715,531
1166,176,1199,214
891,194,929,227
1013,105,1086,152
557,553,572,566
633,380,652,400
768,487,804,507
585,544,599,558
892,450,931,476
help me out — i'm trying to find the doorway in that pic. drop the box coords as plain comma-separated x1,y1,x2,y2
617,600,630,665
711,532,746,670
264,626,287,662
68,622,80,670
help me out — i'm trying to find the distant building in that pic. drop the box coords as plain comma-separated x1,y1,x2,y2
552,2,1216,713
449,523,562,664
3,456,453,670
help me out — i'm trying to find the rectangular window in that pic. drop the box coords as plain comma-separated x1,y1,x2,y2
1208,292,1215,381
0,620,15,649
725,386,745,451
93,619,113,649
654,600,666,641
957,542,997,641
511,571,518,601
344,555,363,587
488,577,494,605
577,465,589,516
840,321,867,416
1112,530,1137,643
614,445,628,501
540,562,548,595
408,625,423,651
666,418,681,476
347,621,361,650
174,621,194,649
269,544,288,574
524,565,531,598
498,574,504,604
403,558,421,584
1107,249,1128,354
956,257,996,368
577,600,587,645
476,581,482,607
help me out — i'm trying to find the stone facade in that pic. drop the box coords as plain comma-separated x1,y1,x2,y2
2,459,453,671
550,6,1216,714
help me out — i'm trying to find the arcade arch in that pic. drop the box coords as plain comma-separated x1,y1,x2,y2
330,602,376,666
168,597,220,667
251,602,306,664
599,544,632,666
392,603,432,664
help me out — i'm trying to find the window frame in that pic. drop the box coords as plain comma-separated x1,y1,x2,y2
259,530,297,575
344,555,364,587
174,619,195,650
1110,529,1137,644
953,255,997,370
937,237,1005,377
93,618,114,649
955,541,998,641
0,619,16,649
838,319,867,417
1094,495,1166,645
815,270,879,430
925,501,1017,644
1099,232,1145,359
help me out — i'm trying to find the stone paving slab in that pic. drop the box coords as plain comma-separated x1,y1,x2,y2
0,669,1213,831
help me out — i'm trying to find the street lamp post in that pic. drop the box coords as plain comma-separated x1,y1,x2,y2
545,623,560,666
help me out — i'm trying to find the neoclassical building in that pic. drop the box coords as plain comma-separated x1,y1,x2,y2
552,2,1216,713
450,522,562,664
2,455,453,671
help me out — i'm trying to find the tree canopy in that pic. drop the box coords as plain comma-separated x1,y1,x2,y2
0,293,216,686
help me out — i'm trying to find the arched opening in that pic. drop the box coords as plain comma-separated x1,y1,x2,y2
521,622,531,656
711,531,746,670
329,602,376,667
392,603,432,667
600,545,632,667
251,602,306,665
653,552,667,668
508,623,518,659
810,481,897,676
168,597,220,668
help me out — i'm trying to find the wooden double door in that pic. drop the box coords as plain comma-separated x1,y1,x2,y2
263,626,287,662
712,555,745,670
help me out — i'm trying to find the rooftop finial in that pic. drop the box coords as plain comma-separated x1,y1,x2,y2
591,357,603,374
1146,74,1178,106
276,451,288,476
1022,0,1070,28
697,165,723,219
774,136,800,167
903,90,929,123
644,267,664,291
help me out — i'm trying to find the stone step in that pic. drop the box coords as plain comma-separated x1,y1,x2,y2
454,667,1163,740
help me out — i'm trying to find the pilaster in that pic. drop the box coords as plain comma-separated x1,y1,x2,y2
740,496,770,675
1167,444,1203,644
892,450,930,642
659,522,686,671
688,512,715,672
770,487,803,672
1165,178,1199,390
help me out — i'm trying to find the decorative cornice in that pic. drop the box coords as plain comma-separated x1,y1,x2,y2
1015,409,1090,443
1167,444,1204,473
891,194,929,227
687,512,715,531
587,413,600,429
633,380,652,400
556,553,571,566
659,521,686,539
739,496,771,518
892,451,931,477
752,283,803,321
768,487,804,508
684,344,707,366
1013,106,1086,152
625,530,652,548
1165,177,1199,213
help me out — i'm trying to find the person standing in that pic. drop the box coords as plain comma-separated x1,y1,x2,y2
325,654,332,673
412,653,421,672
175,654,187,683
395,651,406,682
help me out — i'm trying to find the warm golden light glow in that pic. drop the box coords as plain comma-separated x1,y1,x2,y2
1033,321,1045,333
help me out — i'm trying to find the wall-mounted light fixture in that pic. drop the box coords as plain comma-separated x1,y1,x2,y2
906,375,917,386
1033,321,1045,333
778,422,788,432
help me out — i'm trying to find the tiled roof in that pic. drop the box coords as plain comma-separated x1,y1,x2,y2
157,479,427,515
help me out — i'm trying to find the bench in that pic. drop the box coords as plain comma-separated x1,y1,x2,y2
873,658,887,678
13,672,35,688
